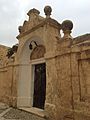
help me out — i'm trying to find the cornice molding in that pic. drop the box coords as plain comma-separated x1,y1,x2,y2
17,18,61,39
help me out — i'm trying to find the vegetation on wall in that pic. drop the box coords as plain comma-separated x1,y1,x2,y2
6,44,18,58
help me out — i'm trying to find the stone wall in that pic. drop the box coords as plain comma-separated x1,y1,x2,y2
0,45,16,106
0,65,13,105
45,34,90,120
0,45,9,66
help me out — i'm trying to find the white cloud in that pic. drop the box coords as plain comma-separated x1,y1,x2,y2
0,0,90,46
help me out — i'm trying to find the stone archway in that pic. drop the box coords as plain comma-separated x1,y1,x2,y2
17,38,46,108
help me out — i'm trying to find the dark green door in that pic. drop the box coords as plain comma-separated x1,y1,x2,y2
33,63,46,109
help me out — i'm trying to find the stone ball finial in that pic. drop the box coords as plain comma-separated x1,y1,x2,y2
61,20,73,38
61,20,73,31
44,6,52,18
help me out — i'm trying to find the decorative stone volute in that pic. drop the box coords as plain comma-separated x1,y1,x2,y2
44,6,52,18
18,26,23,33
61,20,73,38
23,20,27,25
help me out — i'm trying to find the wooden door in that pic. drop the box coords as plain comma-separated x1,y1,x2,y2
33,63,46,109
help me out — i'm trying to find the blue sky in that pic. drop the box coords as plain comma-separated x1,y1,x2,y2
0,0,90,46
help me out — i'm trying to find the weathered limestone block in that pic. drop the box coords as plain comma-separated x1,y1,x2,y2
0,66,13,105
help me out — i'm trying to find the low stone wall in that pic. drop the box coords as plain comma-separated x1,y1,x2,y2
45,36,90,120
0,65,13,106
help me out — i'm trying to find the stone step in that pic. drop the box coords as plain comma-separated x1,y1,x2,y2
3,108,47,120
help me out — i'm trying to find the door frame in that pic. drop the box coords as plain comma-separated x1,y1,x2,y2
30,58,46,109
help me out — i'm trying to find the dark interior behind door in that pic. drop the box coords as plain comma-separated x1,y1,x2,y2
33,63,46,109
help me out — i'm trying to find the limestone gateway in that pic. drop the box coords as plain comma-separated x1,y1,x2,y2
0,6,90,120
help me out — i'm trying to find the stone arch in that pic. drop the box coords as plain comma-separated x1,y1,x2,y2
17,36,46,107
18,36,44,64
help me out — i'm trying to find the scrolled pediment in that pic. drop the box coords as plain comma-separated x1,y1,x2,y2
18,8,44,34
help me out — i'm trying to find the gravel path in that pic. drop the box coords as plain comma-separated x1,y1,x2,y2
0,103,47,120
3,108,46,120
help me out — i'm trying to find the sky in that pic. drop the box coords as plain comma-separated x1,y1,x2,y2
0,0,90,47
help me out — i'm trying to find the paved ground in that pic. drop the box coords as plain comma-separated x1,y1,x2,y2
0,103,47,120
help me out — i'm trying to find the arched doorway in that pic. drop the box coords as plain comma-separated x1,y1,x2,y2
30,45,46,109
17,38,46,109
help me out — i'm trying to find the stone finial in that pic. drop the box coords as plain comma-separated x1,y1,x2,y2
61,20,73,38
44,6,52,18
27,8,40,21
27,8,40,16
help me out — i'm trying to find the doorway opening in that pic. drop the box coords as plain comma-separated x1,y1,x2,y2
33,63,46,109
